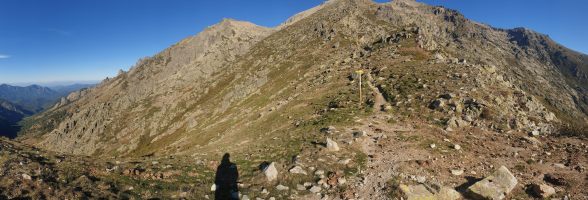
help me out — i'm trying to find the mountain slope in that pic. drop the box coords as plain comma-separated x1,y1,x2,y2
14,0,587,198
21,0,587,155
50,83,96,96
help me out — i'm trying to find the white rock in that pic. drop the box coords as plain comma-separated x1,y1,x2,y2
338,158,351,165
430,144,437,149
289,166,307,175
22,174,32,180
210,184,217,191
338,177,347,185
326,138,340,151
453,144,461,150
309,185,322,193
263,162,278,182
451,169,464,176
398,184,461,200
296,184,306,191
276,184,289,191
314,170,325,176
415,176,426,183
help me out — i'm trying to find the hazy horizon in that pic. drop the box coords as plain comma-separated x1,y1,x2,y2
1,80,100,87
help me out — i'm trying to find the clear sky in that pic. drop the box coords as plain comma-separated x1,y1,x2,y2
0,0,586,85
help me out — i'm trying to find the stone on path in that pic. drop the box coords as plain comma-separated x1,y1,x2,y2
398,184,461,200
530,183,556,198
467,166,517,200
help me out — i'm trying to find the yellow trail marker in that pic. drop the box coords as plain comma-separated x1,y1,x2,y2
355,70,364,106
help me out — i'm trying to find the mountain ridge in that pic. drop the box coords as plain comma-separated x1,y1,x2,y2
19,0,588,157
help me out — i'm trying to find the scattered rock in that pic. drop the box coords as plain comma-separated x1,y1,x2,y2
296,184,306,191
553,163,566,169
447,116,468,128
338,158,351,165
314,170,325,176
211,184,217,191
263,162,278,182
326,138,340,152
434,53,445,61
309,185,322,193
415,176,426,183
430,144,436,149
289,166,307,175
529,130,540,137
398,184,461,200
467,166,517,200
451,169,464,176
453,144,461,150
352,130,367,138
276,184,289,191
337,177,347,185
429,99,446,109
530,183,556,198
321,126,337,134
21,173,32,180
544,174,567,186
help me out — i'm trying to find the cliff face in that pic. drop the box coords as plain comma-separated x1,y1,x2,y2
19,0,587,157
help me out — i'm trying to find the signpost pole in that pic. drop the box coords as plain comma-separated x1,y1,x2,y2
355,70,364,106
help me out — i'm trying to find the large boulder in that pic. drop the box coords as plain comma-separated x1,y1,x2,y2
467,166,517,200
398,184,461,200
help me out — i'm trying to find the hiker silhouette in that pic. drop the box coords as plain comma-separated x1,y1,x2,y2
215,153,239,200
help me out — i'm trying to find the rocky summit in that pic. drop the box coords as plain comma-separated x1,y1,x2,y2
2,0,587,199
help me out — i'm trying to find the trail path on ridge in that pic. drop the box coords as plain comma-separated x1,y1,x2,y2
365,72,387,113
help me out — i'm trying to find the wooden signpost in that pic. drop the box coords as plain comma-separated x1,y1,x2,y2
355,70,364,106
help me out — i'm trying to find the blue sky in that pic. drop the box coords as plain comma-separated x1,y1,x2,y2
0,0,586,85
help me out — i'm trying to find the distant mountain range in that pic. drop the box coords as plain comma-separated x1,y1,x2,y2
0,83,95,138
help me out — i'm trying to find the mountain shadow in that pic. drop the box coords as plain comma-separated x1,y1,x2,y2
215,153,239,200
0,99,33,138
